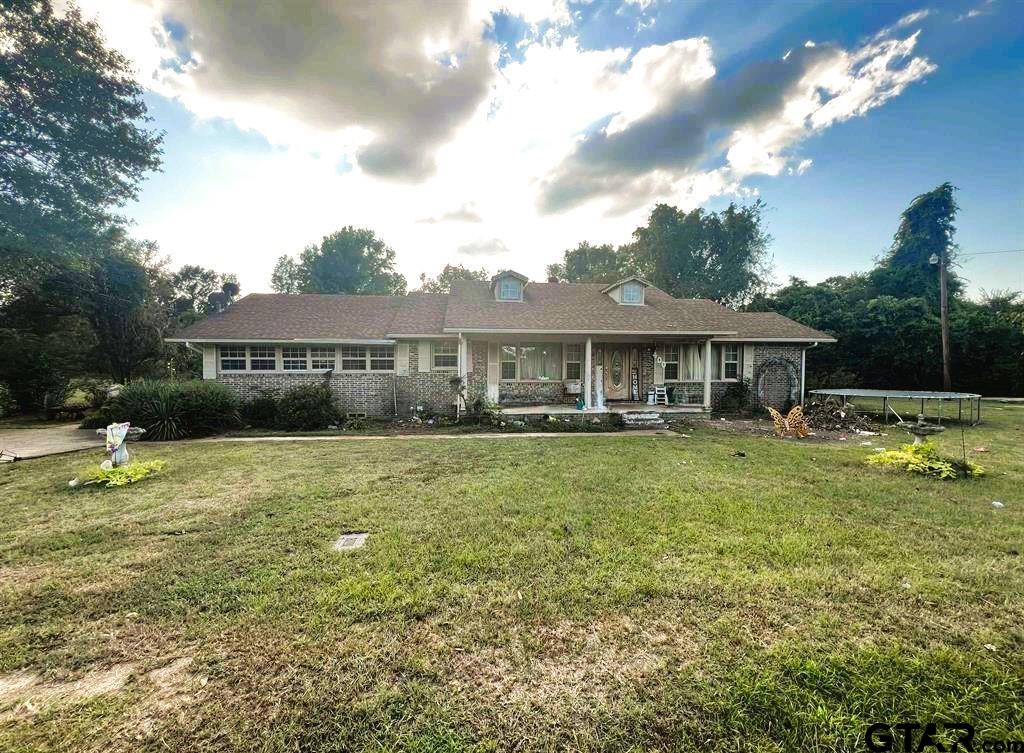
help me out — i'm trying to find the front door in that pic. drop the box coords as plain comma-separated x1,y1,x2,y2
604,346,629,400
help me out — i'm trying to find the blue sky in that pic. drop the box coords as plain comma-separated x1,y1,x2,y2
81,0,1023,296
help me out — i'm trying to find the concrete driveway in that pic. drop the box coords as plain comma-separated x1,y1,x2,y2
0,423,103,460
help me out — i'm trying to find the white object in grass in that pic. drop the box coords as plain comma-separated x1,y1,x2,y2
333,532,368,551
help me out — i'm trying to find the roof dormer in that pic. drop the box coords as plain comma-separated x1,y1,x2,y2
491,270,528,302
601,276,651,306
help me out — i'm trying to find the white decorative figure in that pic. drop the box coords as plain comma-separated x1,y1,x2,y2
105,422,131,467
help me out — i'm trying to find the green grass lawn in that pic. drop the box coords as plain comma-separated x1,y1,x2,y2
1,407,1022,752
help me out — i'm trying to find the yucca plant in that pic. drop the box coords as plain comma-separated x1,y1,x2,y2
87,380,240,440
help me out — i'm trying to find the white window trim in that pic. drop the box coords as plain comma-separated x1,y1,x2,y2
217,345,396,374
620,282,644,305
498,342,563,383
431,342,458,371
659,343,740,383
563,342,583,382
496,278,523,302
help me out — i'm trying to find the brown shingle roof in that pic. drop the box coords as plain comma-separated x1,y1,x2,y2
723,311,835,341
170,293,405,341
387,293,449,335
168,287,834,343
444,280,738,333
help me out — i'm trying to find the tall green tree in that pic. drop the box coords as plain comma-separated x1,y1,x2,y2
628,202,773,305
80,238,173,384
545,242,630,283
417,264,489,293
0,0,163,265
270,255,303,293
871,182,962,300
273,227,407,295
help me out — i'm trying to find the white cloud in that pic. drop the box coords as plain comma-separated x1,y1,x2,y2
788,159,813,176
956,1,996,21
874,8,931,39
539,32,935,214
456,238,511,257
72,2,936,294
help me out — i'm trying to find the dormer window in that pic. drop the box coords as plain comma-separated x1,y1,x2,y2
601,276,650,305
498,278,522,301
491,270,528,302
622,281,643,304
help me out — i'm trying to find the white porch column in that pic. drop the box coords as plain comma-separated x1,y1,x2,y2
702,339,712,409
800,346,807,406
457,333,467,416
584,337,593,409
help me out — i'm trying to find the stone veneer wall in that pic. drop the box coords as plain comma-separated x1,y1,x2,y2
216,341,458,417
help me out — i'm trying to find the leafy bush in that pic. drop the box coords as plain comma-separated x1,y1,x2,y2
242,395,279,428
865,441,984,480
74,460,166,488
717,378,753,413
84,380,240,440
275,384,340,431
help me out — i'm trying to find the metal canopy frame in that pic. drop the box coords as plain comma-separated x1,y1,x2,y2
808,388,983,426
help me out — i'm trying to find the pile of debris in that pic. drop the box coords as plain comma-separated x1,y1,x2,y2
803,397,876,433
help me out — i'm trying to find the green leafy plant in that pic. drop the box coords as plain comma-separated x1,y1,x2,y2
865,441,983,480
275,384,340,431
83,380,240,440
717,377,753,413
76,460,166,488
242,395,279,428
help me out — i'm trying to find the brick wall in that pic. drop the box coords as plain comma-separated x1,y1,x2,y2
218,372,395,416
751,345,803,410
216,341,459,417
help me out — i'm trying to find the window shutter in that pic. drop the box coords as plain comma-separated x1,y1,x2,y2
202,346,216,379
486,343,499,401
742,345,754,380
396,343,410,375
653,345,665,385
418,341,431,372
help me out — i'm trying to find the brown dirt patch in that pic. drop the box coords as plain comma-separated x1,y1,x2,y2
0,655,203,728
446,614,700,711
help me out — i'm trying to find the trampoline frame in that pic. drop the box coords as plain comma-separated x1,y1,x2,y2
808,388,983,426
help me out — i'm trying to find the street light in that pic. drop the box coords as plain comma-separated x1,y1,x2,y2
929,250,952,390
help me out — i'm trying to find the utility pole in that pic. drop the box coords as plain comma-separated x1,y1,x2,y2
931,249,952,390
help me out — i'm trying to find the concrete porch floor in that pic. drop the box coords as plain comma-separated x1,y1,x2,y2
499,402,707,416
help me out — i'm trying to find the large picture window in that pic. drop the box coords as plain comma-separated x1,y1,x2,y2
500,344,561,381
432,342,458,370
681,344,704,381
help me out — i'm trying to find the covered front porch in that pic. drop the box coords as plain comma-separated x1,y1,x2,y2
498,401,709,417
464,335,720,412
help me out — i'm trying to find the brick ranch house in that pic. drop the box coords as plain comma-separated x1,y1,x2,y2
168,272,835,418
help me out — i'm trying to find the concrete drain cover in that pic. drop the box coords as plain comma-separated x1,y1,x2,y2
333,532,368,551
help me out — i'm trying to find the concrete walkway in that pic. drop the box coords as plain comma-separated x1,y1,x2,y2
0,423,103,460
203,429,678,443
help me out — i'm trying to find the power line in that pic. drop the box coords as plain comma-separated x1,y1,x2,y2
959,248,1024,260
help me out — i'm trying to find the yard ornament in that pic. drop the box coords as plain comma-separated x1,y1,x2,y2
767,405,810,438
96,422,146,467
